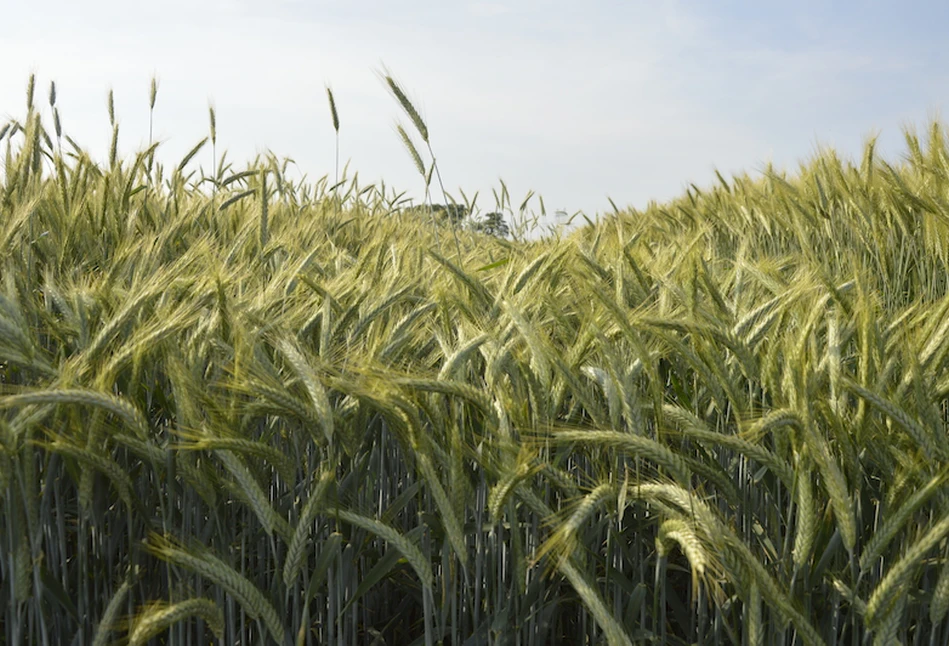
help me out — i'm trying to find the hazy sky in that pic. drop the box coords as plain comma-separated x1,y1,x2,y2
3,1,949,222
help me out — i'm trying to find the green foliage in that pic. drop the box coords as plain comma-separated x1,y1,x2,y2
472,211,510,237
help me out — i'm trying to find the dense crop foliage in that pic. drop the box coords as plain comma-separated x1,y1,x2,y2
3,76,949,645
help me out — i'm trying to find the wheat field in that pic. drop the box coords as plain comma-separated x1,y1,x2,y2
3,74,949,645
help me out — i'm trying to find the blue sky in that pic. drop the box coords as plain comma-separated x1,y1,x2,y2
3,1,948,224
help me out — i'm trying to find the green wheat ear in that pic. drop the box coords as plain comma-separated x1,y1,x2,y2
381,69,429,143
207,104,218,189
26,73,35,112
208,105,216,145
326,86,339,133
107,88,115,126
396,124,426,178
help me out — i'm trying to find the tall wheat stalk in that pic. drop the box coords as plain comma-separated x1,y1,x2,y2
381,68,464,262
325,85,340,213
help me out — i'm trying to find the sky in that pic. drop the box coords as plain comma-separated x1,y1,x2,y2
3,1,949,227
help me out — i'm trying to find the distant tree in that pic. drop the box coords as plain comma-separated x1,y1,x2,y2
431,203,468,224
400,203,510,237
472,212,510,238
402,203,469,225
